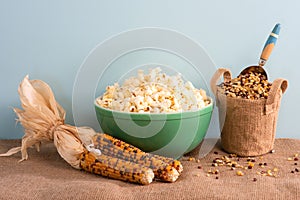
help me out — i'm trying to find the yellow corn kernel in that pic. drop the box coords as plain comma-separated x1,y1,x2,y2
267,170,273,176
236,170,244,176
248,162,255,167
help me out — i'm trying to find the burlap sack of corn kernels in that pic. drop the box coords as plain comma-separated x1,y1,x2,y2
210,68,288,157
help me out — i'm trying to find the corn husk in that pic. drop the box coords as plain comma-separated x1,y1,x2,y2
0,75,92,169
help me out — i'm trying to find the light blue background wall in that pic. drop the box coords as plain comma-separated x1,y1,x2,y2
0,1,299,139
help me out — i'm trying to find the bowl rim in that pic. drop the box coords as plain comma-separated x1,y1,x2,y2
94,97,213,120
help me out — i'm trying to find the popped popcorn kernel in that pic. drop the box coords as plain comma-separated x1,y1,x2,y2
97,68,210,113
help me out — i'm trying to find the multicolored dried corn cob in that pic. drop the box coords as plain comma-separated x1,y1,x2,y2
94,142,178,182
92,133,183,182
80,150,154,185
93,133,183,173
94,133,183,173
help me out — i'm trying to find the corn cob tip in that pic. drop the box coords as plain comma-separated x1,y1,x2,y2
142,169,155,185
163,167,180,183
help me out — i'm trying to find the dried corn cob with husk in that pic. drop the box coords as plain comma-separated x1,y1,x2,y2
0,76,155,185
94,133,183,173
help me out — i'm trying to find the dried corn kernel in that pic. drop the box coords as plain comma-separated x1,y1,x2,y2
267,170,273,176
236,171,244,176
188,157,196,162
220,72,272,99
248,162,255,167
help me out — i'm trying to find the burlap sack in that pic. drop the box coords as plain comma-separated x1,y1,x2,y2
210,68,288,156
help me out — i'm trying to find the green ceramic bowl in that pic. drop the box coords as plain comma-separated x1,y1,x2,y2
95,99,213,158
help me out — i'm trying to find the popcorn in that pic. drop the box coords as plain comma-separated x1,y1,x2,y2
96,68,210,113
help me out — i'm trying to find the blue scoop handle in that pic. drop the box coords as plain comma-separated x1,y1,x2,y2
259,23,281,66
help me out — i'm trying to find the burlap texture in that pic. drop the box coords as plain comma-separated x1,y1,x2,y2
210,68,288,156
1,138,299,200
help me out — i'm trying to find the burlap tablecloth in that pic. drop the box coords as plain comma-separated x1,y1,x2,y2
0,138,299,200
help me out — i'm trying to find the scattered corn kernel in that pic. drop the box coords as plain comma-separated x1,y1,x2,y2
248,162,255,167
267,170,273,176
270,150,275,153
236,171,244,176
188,157,196,162
229,154,237,158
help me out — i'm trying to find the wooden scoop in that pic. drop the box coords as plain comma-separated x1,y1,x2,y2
240,23,281,79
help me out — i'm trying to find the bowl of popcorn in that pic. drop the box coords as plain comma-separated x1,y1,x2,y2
95,67,213,158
